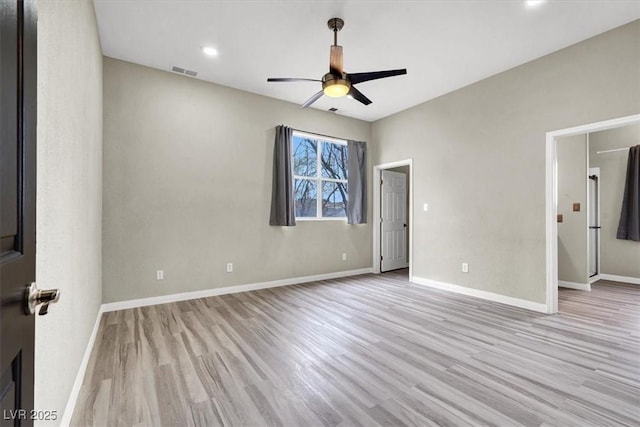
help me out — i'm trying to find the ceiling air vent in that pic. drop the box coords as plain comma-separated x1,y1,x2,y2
171,66,198,77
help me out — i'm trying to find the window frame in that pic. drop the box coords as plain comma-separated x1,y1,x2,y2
292,130,348,221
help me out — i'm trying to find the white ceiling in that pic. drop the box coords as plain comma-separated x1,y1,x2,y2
93,1,640,122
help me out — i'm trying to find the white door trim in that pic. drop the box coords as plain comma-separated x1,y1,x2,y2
545,113,640,314
373,159,413,277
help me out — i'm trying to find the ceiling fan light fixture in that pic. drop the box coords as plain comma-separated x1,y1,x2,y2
322,74,350,97
323,81,350,97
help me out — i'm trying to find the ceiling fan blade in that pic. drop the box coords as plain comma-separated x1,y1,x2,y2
301,90,324,108
267,78,321,82
348,86,372,106
348,69,407,85
329,45,343,75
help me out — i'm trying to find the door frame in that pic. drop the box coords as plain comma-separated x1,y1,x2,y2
587,167,601,283
373,159,413,277
545,113,640,314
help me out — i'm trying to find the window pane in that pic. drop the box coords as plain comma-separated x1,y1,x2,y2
321,142,347,180
322,181,347,217
295,179,317,217
293,136,317,177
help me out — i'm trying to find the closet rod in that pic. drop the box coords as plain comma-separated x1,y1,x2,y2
596,146,633,154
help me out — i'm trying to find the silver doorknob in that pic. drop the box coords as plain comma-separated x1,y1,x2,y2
25,283,60,316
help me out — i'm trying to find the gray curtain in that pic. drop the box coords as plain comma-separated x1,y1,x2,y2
616,145,640,241
269,126,296,226
347,140,367,224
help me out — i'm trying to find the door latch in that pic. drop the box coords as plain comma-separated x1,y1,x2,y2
25,283,60,315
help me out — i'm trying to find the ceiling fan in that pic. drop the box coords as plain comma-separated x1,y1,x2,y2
267,18,407,108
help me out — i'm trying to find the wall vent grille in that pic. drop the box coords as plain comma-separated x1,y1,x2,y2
171,66,197,77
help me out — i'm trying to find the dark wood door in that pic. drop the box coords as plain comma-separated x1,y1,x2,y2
0,1,37,425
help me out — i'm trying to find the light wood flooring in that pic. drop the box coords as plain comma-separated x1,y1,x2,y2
71,271,640,426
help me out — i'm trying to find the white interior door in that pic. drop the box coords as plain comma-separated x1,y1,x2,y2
381,170,407,272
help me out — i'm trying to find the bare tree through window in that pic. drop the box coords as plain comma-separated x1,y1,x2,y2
293,134,348,218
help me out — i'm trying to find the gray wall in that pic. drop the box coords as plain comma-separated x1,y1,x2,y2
589,124,640,279
102,58,372,303
557,135,588,284
371,20,640,304
35,0,103,424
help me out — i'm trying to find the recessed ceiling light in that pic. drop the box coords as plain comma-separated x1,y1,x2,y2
526,0,545,7
202,46,218,57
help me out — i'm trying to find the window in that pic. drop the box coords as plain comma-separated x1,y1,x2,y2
293,131,348,219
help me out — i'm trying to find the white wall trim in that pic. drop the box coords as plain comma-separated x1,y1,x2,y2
102,268,373,312
373,159,413,277
59,307,104,427
545,114,640,314
589,274,601,284
600,274,640,285
558,280,591,291
412,276,548,313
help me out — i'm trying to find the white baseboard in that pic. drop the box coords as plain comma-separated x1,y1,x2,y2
589,275,601,284
599,274,640,285
60,307,104,427
101,268,373,312
411,276,548,313
558,280,591,291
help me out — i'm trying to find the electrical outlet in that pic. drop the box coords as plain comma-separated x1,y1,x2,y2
226,263,233,273
423,203,429,211
156,270,164,280
342,253,347,261
462,263,469,273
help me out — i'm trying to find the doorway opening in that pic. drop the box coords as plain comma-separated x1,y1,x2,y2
545,114,640,314
373,159,413,278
